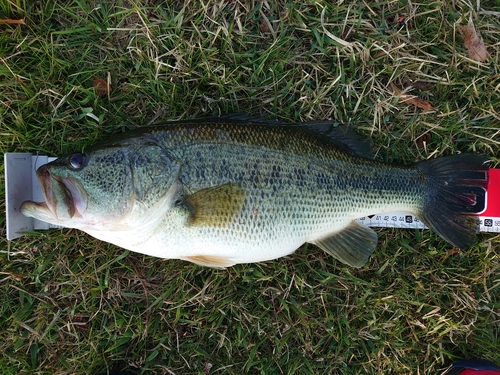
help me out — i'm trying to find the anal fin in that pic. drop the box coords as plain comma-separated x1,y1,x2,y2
311,222,378,268
181,255,235,268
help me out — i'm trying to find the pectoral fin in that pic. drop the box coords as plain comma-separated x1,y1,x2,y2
311,222,378,268
182,255,235,268
180,183,245,227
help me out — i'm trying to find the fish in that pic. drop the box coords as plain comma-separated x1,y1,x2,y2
20,114,489,268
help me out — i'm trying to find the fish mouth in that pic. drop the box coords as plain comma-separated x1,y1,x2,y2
21,165,88,223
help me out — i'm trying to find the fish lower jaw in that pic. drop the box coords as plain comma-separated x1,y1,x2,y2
20,201,63,226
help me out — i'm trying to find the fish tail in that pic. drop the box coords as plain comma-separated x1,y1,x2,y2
417,154,489,249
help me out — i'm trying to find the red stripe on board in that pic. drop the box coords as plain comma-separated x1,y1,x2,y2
480,169,500,217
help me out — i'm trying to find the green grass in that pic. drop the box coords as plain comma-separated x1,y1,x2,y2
1,1,499,374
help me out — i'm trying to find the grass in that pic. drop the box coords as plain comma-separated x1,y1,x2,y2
1,0,499,374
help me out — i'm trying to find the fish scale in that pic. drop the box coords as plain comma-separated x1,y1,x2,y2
20,116,489,268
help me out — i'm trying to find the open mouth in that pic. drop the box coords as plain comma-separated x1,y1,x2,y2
21,165,88,222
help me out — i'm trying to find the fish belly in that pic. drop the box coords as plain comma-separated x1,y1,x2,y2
134,188,370,264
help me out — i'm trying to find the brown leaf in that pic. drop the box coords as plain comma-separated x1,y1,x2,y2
407,81,434,91
0,19,25,25
389,82,434,111
259,19,271,33
416,133,432,148
437,248,460,262
92,76,111,97
459,25,488,62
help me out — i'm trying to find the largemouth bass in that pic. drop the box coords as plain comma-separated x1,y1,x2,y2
20,115,489,268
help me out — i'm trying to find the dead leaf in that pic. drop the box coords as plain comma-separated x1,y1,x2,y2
416,133,432,148
389,82,434,111
407,81,434,91
459,25,488,62
0,19,25,25
259,19,271,33
437,248,460,262
92,76,111,98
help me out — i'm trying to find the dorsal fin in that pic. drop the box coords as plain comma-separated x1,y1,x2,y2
289,121,374,159
216,114,374,159
216,113,284,125
109,113,374,160
321,124,374,160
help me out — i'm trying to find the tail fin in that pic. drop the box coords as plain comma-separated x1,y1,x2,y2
417,154,489,249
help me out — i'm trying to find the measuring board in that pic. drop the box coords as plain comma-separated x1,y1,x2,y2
4,153,500,240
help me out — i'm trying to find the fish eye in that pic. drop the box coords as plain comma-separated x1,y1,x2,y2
68,153,88,171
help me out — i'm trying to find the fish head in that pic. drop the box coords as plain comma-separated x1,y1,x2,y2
21,147,135,228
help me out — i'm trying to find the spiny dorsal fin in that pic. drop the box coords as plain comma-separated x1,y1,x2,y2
325,125,374,159
218,114,374,159
311,221,378,267
180,183,245,227
216,113,283,125
299,121,374,159
181,255,235,268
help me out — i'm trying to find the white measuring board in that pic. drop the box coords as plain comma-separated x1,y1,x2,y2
355,211,427,229
4,153,500,240
4,153,60,240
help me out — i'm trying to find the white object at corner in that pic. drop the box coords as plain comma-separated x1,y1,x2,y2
4,153,60,240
